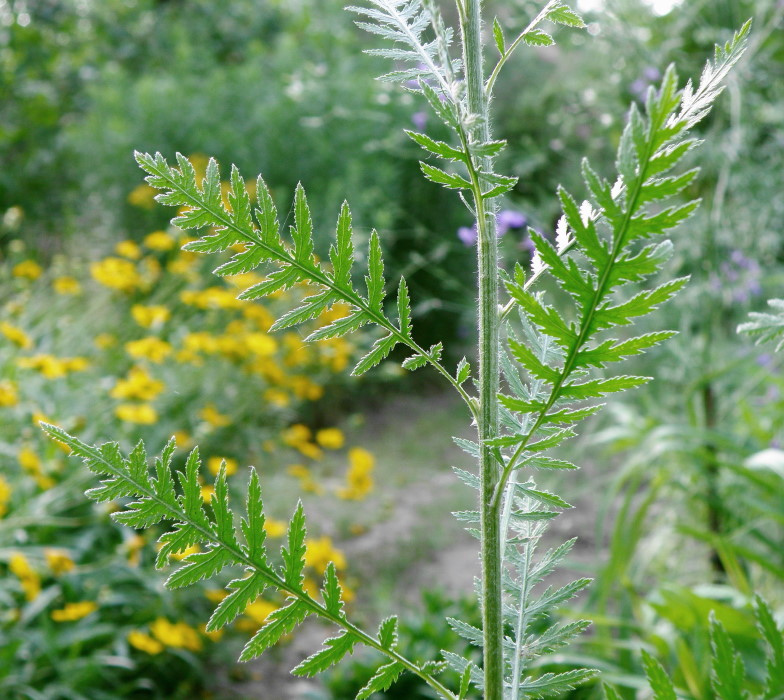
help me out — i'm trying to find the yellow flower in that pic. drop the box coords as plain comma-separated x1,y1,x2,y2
94,333,117,349
143,230,176,251
199,403,231,428
19,447,42,474
114,240,142,260
90,257,142,292
200,485,215,503
115,403,158,424
51,601,98,622
304,536,346,575
127,183,157,209
0,380,18,407
263,388,289,408
125,337,172,363
244,332,277,357
207,457,238,476
111,366,165,401
150,618,202,651
12,260,42,280
126,534,146,567
0,476,12,517
173,430,193,449
1,322,32,349
289,376,324,401
17,354,75,379
53,276,81,295
242,304,275,331
263,518,287,538
282,424,310,447
131,304,171,328
9,552,40,601
64,357,89,372
316,428,345,450
338,447,375,501
45,549,75,575
127,630,164,655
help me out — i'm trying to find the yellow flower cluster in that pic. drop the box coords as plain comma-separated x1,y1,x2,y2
0,380,17,407
17,354,89,379
207,456,238,476
9,552,40,601
115,403,158,425
19,447,55,489
0,475,11,517
45,549,75,575
304,536,347,575
143,230,176,251
1,321,32,349
125,336,172,363
111,366,165,401
131,304,171,328
90,257,143,292
12,260,42,280
53,276,81,295
149,617,202,651
51,601,98,622
338,447,375,500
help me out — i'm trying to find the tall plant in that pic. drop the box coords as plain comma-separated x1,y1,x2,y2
44,2,750,698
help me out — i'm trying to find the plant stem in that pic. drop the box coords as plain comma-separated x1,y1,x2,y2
462,2,504,698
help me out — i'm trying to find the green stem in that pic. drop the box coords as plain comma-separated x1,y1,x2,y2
461,2,504,698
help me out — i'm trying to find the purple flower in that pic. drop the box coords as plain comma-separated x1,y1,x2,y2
411,111,428,131
457,225,477,246
757,353,773,368
643,66,661,82
496,209,528,236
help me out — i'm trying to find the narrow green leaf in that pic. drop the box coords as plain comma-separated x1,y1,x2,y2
291,631,357,677
710,613,748,700
492,17,505,55
282,501,307,590
352,334,397,376
547,4,586,28
641,649,677,700
207,573,267,632
405,130,465,161
322,563,345,618
239,600,310,661
420,162,472,190
522,29,554,47
456,357,471,385
365,230,385,313
356,661,404,699
378,616,399,650
561,375,650,400
292,183,315,263
396,277,412,337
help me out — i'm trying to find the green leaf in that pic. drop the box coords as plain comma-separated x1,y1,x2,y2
492,17,505,54
241,468,268,562
396,277,412,337
322,563,346,618
166,547,234,589
517,669,598,697
405,130,465,161
291,631,357,677
753,595,784,694
508,337,560,383
207,573,267,632
420,162,472,190
356,661,404,699
710,613,748,700
352,334,397,376
330,201,355,289
365,230,386,313
561,375,650,400
575,331,677,368
292,183,315,263
456,357,471,385
282,502,307,590
522,29,554,47
239,600,310,661
378,616,399,650
641,649,677,700
547,4,585,28
402,353,428,371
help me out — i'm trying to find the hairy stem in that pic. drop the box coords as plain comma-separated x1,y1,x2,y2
462,1,504,697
